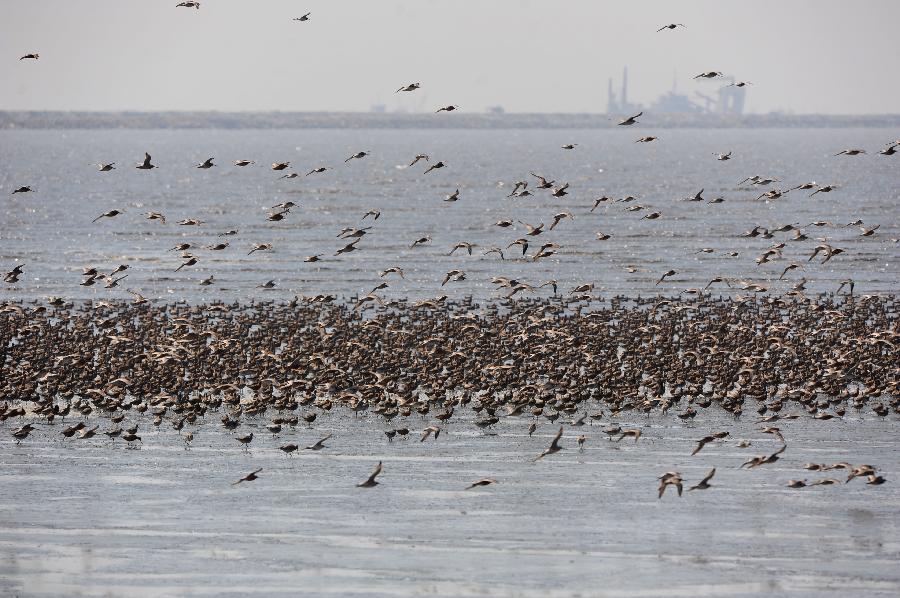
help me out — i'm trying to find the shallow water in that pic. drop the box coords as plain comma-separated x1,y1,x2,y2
1,127,897,303
1,411,898,597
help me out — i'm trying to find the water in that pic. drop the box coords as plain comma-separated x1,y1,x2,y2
1,128,897,303
1,412,898,597
1,126,898,596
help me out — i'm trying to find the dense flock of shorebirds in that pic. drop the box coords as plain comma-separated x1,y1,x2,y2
3,7,897,496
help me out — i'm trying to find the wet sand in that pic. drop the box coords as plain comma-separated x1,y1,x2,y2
1,411,898,597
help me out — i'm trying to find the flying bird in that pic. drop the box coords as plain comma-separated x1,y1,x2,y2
357,461,383,487
232,468,262,485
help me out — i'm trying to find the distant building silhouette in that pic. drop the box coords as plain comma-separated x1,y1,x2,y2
606,67,642,115
607,67,745,115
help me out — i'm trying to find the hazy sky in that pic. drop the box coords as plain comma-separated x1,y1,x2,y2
2,0,898,114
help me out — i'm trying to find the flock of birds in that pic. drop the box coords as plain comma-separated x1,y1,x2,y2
1,292,895,492
3,10,896,496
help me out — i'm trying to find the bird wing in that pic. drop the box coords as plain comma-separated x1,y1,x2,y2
365,461,383,484
548,426,563,450
700,468,716,485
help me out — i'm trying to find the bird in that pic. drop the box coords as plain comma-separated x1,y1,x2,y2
444,189,460,202
233,159,255,166
306,167,331,176
657,23,685,32
618,112,642,125
293,12,311,21
834,149,866,156
19,53,40,60
727,81,753,87
424,161,446,174
248,243,272,255
534,427,564,461
232,469,263,485
809,184,837,197
409,236,431,249
465,478,497,490
396,83,421,93
516,222,543,238
550,212,573,230
689,468,716,491
448,242,475,256
176,2,201,8
693,71,724,79
235,432,253,449
878,144,897,156
636,136,658,143
421,426,441,442
279,444,299,456
305,433,332,450
561,143,578,150
656,270,676,285
136,153,156,170
345,151,369,163
408,154,429,167
271,161,290,170
196,158,215,169
658,472,683,498
441,270,465,286
551,183,569,197
357,461,383,487
97,162,115,171
436,105,459,112
616,429,642,442
92,209,123,223
741,445,786,469
714,151,732,161
11,186,33,194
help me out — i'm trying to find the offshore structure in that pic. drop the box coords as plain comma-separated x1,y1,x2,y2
606,67,746,115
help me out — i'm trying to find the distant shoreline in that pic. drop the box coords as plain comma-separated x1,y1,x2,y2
2,111,899,130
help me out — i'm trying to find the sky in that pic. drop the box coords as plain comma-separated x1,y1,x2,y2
1,0,898,115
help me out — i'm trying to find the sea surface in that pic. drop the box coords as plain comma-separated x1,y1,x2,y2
1,127,899,597
1,412,899,597
1,127,897,302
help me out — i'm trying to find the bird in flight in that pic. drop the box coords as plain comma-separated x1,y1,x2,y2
19,53,39,60
693,71,724,79
657,23,685,32
658,472,683,498
534,427,564,461
136,153,157,170
436,105,458,112
176,2,201,9
345,151,369,163
689,468,717,492
357,461,383,487
618,111,642,125
396,83,420,93
232,468,262,485
834,148,866,156
293,13,311,21
465,478,497,490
